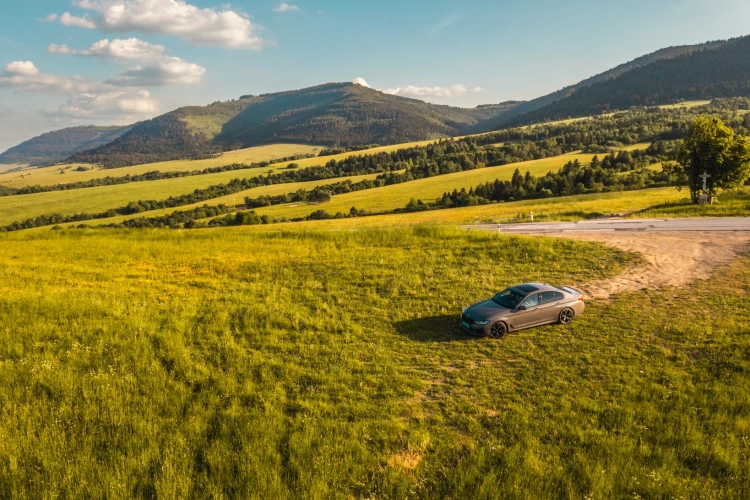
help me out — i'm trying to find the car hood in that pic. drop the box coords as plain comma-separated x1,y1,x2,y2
464,299,511,321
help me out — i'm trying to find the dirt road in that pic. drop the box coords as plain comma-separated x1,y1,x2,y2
473,219,750,299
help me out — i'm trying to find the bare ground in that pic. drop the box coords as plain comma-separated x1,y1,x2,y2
557,231,750,299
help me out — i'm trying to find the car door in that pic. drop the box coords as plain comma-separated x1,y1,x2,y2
539,291,564,323
513,293,541,329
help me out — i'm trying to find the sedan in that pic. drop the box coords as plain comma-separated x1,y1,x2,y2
461,283,585,338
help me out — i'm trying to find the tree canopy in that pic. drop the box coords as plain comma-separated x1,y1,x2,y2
668,116,750,202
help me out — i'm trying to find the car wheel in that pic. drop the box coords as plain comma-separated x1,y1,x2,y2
489,321,507,339
559,308,575,325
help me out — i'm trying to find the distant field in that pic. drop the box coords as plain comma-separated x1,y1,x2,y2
0,144,323,188
46,172,390,228
0,164,27,174
658,100,712,110
234,187,683,230
253,153,605,219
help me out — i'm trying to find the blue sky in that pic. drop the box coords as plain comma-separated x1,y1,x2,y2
2,0,750,152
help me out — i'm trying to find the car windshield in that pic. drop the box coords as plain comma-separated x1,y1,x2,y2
492,288,525,309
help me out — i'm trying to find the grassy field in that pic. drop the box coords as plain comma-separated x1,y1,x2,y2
252,153,614,219
0,144,323,189
0,169,393,227
0,226,747,498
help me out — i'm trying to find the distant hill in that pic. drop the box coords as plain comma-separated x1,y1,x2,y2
0,125,133,166
483,39,732,129
69,83,521,168
501,37,750,127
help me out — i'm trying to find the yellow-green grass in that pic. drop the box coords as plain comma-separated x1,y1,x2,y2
0,144,323,188
253,153,603,219
49,172,391,228
0,164,27,174
658,100,713,110
221,187,681,231
0,167,393,227
1,226,748,497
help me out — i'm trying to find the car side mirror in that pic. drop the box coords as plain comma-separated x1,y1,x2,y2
518,305,527,311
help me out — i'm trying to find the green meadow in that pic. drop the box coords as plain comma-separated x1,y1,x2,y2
0,226,747,498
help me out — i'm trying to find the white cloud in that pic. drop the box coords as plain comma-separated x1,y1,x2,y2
60,12,96,29
273,3,299,12
107,57,206,86
47,44,77,55
0,61,159,119
42,14,59,22
4,61,40,77
80,38,166,60
450,84,468,95
50,0,265,49
352,77,370,88
46,38,206,87
430,14,462,36
384,84,469,99
473,86,485,93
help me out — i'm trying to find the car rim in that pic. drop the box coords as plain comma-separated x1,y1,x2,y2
560,309,574,324
489,322,506,339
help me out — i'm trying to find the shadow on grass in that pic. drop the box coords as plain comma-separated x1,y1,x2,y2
393,315,478,342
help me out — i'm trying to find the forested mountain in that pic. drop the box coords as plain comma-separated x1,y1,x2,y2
69,83,520,168
483,39,732,129
503,36,750,127
0,125,133,166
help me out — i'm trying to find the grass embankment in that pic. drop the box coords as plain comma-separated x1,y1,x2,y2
1,226,748,497
0,144,323,189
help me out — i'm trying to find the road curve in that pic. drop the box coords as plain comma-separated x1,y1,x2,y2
471,217,750,234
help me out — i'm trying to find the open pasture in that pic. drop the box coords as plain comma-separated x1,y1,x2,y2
0,144,323,189
253,153,605,219
0,226,747,498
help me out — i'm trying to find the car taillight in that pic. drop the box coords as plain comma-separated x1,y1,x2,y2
577,296,584,301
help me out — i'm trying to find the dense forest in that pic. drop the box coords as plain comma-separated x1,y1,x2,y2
508,36,750,126
0,125,133,166
67,84,520,168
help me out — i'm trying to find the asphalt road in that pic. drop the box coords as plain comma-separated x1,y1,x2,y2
471,217,750,234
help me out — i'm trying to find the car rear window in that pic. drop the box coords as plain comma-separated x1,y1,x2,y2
541,291,563,304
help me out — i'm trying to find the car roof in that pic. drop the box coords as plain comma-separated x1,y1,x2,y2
512,283,561,294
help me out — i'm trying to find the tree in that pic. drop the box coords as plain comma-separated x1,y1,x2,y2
667,116,750,203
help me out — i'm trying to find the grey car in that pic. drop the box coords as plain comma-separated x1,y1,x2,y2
461,283,585,338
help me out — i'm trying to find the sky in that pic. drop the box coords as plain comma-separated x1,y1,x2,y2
2,0,750,153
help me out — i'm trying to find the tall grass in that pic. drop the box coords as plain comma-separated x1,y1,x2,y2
0,226,747,498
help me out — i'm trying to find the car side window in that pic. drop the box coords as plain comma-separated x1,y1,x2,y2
541,291,560,304
521,294,540,308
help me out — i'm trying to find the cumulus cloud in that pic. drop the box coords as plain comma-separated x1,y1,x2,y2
60,12,96,29
107,57,206,86
47,0,263,49
47,44,77,55
352,77,370,88
0,61,159,119
473,86,485,93
273,3,299,12
79,38,166,60
46,38,206,87
384,84,469,99
4,61,40,77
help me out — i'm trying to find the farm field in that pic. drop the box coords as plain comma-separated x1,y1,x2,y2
1,145,642,228
253,153,619,219
0,226,747,498
0,144,323,188
0,166,384,227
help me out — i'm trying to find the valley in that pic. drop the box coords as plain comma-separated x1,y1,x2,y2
2,25,750,498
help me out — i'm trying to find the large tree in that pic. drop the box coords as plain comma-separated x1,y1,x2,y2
668,116,750,203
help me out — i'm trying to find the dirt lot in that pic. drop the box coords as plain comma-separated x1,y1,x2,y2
563,231,750,299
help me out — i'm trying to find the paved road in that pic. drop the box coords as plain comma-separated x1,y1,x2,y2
471,217,750,234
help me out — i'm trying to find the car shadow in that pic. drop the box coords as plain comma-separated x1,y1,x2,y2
393,315,479,342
